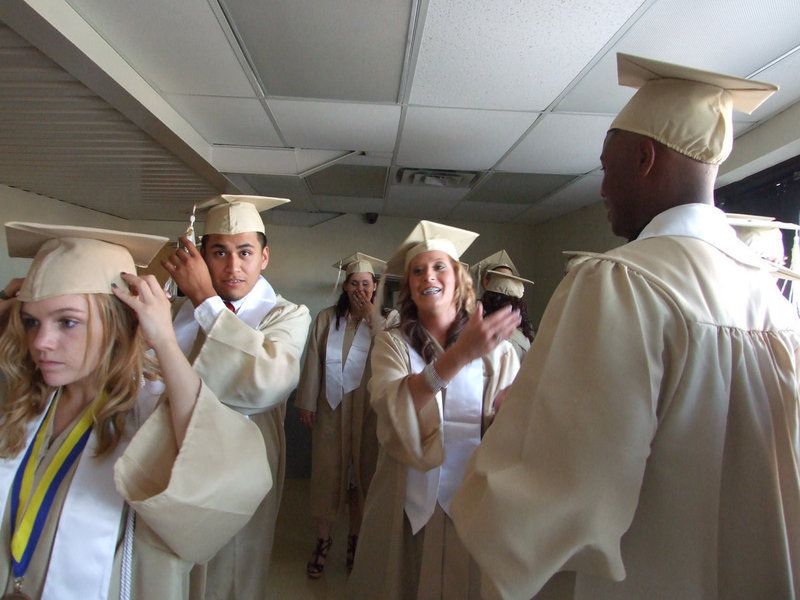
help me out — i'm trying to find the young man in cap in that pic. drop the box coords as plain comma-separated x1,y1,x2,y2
451,54,800,599
164,195,311,599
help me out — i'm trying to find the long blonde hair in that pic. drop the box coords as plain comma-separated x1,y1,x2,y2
0,294,158,458
398,255,476,362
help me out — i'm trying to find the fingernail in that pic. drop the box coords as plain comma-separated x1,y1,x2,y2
111,283,118,289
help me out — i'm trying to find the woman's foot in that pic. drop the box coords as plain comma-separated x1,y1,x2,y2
306,536,333,579
346,534,358,573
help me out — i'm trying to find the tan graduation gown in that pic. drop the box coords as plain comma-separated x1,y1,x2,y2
452,234,800,600
507,328,531,362
0,383,270,599
295,307,399,520
174,294,311,599
347,328,519,600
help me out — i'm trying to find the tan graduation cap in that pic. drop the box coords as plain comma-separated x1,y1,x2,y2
333,252,386,276
610,53,778,164
384,221,479,277
5,222,168,302
483,270,534,299
200,194,290,236
470,250,520,281
726,213,800,281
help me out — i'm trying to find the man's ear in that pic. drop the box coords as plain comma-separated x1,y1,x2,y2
261,246,270,271
637,137,657,176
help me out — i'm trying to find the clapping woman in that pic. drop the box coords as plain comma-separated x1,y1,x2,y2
0,222,269,599
347,222,521,599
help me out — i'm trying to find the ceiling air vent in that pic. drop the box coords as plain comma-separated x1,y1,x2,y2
396,168,479,188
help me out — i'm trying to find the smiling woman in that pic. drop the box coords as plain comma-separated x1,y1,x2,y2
346,221,521,600
0,222,270,600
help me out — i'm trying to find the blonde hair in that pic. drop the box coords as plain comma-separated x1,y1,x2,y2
397,255,476,362
0,294,158,459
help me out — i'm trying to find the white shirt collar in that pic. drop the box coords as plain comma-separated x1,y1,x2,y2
635,203,766,269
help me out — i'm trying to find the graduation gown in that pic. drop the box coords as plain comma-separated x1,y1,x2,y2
347,327,519,600
451,204,800,600
172,282,311,599
295,307,399,520
0,382,270,599
507,328,531,361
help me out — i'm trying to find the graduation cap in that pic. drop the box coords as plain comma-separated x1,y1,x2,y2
469,249,519,282
198,194,290,236
610,53,778,164
383,220,479,277
483,270,534,299
726,213,800,281
5,221,168,302
332,252,386,277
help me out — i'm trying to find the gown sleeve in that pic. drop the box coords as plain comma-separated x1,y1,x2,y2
114,381,271,563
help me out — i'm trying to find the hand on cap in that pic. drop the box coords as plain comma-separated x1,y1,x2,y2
0,278,24,320
162,236,216,308
113,273,175,352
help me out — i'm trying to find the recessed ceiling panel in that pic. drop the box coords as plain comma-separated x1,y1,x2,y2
224,0,412,101
410,0,643,111
314,195,384,215
468,172,576,205
448,201,528,223
306,165,387,197
517,172,603,224
398,106,536,171
66,0,253,96
232,173,314,208
384,185,467,219
167,95,282,146
500,113,614,174
270,100,400,152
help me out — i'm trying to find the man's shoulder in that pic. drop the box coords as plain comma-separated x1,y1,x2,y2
263,294,311,323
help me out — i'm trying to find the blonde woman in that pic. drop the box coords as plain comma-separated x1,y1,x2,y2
0,222,269,599
347,222,520,599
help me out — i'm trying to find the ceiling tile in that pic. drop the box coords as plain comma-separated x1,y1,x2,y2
224,0,412,101
500,113,614,174
384,185,467,219
517,172,603,224
166,95,282,146
468,172,576,204
397,106,536,170
313,195,384,215
306,165,388,197
66,0,253,96
269,99,401,151
558,0,800,116
410,0,643,111
448,201,528,223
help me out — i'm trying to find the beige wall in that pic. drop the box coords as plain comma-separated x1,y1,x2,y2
1,184,618,326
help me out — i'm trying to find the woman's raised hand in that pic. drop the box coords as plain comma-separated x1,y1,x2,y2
113,272,176,352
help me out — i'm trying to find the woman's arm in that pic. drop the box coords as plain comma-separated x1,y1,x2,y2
114,272,200,445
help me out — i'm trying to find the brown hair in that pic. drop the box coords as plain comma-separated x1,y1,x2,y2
0,294,158,459
397,255,476,362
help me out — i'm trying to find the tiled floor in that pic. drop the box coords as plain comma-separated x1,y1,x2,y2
267,477,349,599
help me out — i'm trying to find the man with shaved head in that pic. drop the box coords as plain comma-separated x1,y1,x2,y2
452,54,800,600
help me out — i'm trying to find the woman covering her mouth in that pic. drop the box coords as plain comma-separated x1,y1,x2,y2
347,221,521,600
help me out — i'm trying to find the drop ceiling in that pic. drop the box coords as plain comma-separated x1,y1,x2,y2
1,0,799,227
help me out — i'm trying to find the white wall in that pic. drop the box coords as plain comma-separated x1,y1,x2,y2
1,184,619,326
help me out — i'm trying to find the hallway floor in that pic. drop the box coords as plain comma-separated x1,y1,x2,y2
267,477,349,600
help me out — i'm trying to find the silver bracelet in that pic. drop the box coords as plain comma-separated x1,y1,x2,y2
423,361,448,394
